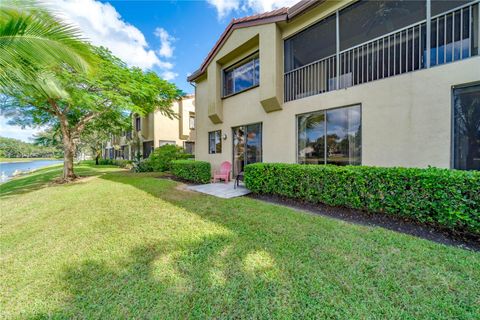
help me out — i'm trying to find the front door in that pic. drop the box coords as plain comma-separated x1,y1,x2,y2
232,123,262,176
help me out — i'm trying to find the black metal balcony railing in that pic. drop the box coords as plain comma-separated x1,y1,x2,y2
284,2,479,102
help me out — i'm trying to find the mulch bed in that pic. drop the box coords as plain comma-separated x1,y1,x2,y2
248,193,480,252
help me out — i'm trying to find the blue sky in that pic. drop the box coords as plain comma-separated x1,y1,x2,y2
1,0,298,141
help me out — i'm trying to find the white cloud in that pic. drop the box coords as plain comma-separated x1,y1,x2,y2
0,116,42,142
48,0,161,69
154,27,175,58
207,0,298,19
206,0,240,19
161,71,179,81
45,0,178,81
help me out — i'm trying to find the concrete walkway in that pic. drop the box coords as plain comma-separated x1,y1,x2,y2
187,181,251,199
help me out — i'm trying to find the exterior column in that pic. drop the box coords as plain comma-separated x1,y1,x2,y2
426,0,431,68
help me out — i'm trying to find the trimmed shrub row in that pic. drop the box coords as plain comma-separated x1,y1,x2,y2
171,160,211,184
98,159,132,168
244,163,480,234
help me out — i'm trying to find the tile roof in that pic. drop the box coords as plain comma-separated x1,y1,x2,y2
187,0,322,82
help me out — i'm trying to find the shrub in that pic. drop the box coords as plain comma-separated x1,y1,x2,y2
171,160,211,184
97,158,132,168
135,159,153,172
149,144,187,172
244,163,480,234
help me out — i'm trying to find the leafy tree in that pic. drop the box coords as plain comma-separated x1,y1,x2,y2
0,136,60,158
1,47,181,181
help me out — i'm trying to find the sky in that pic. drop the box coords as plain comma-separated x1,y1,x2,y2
1,0,298,142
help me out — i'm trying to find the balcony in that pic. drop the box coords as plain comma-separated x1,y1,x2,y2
284,1,479,102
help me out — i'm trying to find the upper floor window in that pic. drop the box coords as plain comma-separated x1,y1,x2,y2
453,83,480,170
135,116,141,131
189,114,195,130
223,54,259,97
208,130,222,154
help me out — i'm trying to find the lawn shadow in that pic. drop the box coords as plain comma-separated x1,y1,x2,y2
44,171,474,319
27,234,294,319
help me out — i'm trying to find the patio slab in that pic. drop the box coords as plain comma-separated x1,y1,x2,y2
186,181,251,199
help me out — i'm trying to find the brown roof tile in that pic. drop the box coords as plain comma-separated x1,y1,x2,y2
187,0,323,82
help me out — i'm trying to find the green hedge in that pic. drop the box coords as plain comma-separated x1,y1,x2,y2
148,145,193,172
98,159,132,168
171,160,211,184
244,163,480,234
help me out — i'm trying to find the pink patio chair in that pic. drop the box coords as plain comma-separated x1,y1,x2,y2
213,161,232,183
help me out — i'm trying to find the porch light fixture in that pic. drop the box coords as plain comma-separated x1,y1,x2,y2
222,133,227,140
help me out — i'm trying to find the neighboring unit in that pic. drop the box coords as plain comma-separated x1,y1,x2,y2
104,95,196,159
188,0,480,176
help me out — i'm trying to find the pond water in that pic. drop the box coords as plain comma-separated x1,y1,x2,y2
0,160,63,182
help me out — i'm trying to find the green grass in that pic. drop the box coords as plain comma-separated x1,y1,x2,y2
1,163,479,319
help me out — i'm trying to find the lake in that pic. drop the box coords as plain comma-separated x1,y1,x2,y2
0,160,63,182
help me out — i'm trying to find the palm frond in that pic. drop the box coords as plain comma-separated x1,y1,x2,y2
0,0,93,96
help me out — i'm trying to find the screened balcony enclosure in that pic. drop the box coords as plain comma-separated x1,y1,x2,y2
284,0,480,102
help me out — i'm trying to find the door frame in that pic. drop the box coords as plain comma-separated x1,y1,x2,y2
232,122,263,176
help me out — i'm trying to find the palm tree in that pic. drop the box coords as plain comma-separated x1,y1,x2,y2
0,0,93,97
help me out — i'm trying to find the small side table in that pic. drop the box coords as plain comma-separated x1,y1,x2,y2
234,171,244,189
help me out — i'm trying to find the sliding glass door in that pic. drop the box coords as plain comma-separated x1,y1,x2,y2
232,123,262,175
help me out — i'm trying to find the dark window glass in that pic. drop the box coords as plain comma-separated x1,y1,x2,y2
339,0,426,51
298,111,325,164
184,141,195,155
432,0,472,16
453,84,480,170
285,14,336,72
297,105,361,165
142,141,153,159
233,123,262,175
223,56,259,96
135,116,141,131
208,130,222,154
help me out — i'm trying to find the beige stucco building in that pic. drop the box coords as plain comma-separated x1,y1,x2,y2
188,0,480,176
105,95,196,159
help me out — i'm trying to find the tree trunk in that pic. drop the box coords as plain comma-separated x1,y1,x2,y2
62,139,77,181
95,154,99,165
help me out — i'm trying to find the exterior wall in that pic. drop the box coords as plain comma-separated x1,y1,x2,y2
107,95,195,157
195,56,480,171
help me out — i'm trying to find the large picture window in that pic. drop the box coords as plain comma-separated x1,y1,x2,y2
208,130,222,154
223,55,259,97
453,84,480,170
298,105,361,165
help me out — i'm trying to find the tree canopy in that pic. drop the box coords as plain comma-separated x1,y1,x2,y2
1,1,182,181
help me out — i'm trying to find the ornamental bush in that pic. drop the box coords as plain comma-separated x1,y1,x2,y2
97,159,132,168
171,160,211,184
149,144,190,172
244,163,480,234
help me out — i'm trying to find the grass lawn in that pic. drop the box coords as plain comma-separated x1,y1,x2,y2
1,163,479,319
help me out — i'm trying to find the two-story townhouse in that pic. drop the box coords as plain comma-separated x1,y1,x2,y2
188,0,480,177
104,95,196,159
